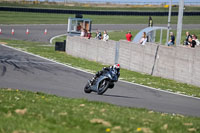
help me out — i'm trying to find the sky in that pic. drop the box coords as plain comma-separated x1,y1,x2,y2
38,0,200,5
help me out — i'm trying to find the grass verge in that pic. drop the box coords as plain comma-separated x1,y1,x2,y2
53,29,200,46
108,30,200,44
51,35,67,45
1,38,200,98
0,88,200,133
0,11,200,24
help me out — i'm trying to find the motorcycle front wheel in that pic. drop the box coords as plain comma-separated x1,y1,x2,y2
84,82,92,93
97,79,109,95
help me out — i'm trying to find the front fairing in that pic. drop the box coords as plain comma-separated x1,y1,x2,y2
108,70,118,82
90,70,118,92
90,75,109,92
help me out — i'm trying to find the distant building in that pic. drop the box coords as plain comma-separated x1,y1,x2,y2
67,17,92,35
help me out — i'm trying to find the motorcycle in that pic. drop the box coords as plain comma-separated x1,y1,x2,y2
84,69,118,95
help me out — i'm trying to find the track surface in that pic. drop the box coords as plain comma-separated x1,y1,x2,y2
1,24,200,117
0,45,200,117
0,24,200,42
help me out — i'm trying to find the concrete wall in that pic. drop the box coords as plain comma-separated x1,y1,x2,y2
66,36,116,65
66,36,200,87
118,41,158,74
153,45,200,86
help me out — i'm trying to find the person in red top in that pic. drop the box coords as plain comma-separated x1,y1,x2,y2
126,31,133,42
87,31,92,39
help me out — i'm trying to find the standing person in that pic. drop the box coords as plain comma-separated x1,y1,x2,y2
184,31,192,45
84,29,87,37
139,32,147,45
87,31,92,39
103,30,109,41
80,28,85,37
126,31,133,42
76,23,81,32
168,32,175,46
148,16,153,27
95,30,102,40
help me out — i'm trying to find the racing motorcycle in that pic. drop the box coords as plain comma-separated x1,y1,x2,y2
84,69,119,95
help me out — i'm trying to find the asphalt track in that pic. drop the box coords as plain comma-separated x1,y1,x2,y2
0,24,200,117
0,24,200,43
0,44,200,117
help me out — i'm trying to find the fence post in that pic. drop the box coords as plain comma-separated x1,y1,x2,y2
160,29,163,44
114,41,120,64
151,45,160,75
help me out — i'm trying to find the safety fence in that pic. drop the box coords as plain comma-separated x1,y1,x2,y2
66,36,200,87
0,7,200,16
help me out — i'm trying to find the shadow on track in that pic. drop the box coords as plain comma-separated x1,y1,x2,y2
103,94,140,99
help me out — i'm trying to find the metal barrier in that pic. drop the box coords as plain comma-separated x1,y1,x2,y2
132,27,168,45
0,7,200,16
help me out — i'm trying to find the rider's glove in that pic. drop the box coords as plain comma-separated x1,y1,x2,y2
103,67,108,71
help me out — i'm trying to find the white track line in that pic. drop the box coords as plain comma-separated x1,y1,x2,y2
1,44,200,100
0,60,59,64
50,34,67,44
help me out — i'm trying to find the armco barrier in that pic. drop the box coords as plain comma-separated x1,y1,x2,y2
0,7,200,16
66,36,200,87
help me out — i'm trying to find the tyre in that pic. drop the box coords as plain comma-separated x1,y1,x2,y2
97,79,109,95
84,82,92,93
108,82,114,89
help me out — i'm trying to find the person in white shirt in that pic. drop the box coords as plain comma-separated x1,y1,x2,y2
103,30,109,41
139,32,147,45
192,34,200,46
80,28,85,37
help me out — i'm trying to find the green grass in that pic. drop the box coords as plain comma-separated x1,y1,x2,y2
108,29,200,46
0,11,200,24
1,38,200,98
51,35,67,45
0,88,200,133
58,29,200,44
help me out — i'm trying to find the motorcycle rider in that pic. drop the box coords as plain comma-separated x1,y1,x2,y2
90,64,120,85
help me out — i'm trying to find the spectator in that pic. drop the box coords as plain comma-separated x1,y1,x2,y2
95,30,102,40
80,28,85,37
192,34,200,46
187,36,192,46
168,32,175,46
184,31,192,45
139,32,147,45
87,31,92,39
77,23,81,32
103,30,109,41
84,29,88,37
126,31,133,42
188,36,196,48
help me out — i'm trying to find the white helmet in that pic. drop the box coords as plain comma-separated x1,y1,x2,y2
113,64,120,69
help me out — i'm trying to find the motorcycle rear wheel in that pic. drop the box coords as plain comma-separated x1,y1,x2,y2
84,82,92,93
97,79,109,95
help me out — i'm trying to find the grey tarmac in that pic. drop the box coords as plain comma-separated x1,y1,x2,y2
0,24,200,42
0,44,200,117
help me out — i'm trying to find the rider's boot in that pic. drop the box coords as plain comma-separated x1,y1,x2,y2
89,71,101,85
89,77,96,85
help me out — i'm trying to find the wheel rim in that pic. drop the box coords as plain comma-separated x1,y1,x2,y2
98,80,107,92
